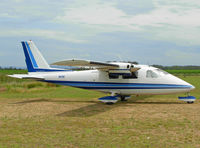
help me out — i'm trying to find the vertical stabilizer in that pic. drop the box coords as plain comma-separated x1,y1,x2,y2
21,41,50,72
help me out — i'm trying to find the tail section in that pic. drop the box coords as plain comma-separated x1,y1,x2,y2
21,41,64,72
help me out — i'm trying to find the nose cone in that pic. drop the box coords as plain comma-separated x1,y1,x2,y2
169,74,195,92
189,84,195,90
180,79,195,91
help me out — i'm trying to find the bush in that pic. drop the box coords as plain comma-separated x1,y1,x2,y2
26,83,44,89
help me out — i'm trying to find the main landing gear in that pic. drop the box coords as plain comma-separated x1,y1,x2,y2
98,94,131,105
120,95,131,102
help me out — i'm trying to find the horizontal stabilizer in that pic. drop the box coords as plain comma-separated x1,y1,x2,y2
8,74,44,80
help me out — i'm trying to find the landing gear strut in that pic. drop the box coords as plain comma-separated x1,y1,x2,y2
120,95,131,102
120,96,126,101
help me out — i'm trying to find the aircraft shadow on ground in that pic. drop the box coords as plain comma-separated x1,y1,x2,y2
13,96,183,117
13,99,98,104
14,98,50,104
56,103,118,117
56,95,183,117
127,95,183,105
13,99,117,117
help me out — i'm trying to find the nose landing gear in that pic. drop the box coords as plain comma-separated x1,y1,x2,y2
178,93,196,104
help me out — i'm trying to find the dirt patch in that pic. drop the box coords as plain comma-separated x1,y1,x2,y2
0,98,200,147
0,87,7,92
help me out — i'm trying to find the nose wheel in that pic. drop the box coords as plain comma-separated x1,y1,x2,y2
187,101,194,104
178,93,196,104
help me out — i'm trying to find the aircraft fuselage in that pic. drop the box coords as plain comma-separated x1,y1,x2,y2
32,65,194,95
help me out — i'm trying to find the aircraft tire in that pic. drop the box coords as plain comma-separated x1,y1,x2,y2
187,101,194,104
106,102,114,105
120,96,127,101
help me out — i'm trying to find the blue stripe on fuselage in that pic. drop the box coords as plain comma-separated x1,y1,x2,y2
43,80,192,89
76,87,190,89
33,68,69,72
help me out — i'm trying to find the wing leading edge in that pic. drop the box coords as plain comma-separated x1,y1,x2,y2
51,59,119,70
51,59,140,73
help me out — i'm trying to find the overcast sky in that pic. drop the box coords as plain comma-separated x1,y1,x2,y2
0,0,200,67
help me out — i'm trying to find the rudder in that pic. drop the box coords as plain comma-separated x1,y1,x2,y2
21,41,50,72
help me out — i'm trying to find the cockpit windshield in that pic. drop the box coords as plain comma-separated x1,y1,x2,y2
146,70,158,78
155,68,169,75
146,68,169,78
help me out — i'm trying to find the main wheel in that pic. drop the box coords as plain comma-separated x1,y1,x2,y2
187,101,194,104
120,96,127,101
106,102,114,105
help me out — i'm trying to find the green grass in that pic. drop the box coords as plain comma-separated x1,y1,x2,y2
166,69,200,75
0,69,27,75
0,70,200,147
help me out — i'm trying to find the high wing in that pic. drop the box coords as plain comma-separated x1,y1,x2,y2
51,59,140,73
51,59,119,70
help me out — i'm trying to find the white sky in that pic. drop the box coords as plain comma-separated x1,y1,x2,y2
0,0,200,67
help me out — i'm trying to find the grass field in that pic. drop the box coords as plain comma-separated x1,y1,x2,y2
0,70,200,148
166,69,200,75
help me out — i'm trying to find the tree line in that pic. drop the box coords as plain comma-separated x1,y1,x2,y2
152,65,200,70
1,65,200,70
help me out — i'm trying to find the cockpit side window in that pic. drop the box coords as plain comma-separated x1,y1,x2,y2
122,72,138,79
109,73,119,79
146,70,158,78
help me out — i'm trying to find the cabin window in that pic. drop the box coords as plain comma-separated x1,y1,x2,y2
146,70,158,78
155,69,169,75
122,72,138,79
109,73,119,79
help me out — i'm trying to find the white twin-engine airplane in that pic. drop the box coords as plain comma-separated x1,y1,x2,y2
9,41,196,104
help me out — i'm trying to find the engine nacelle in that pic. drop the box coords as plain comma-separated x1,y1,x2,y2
108,62,140,74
